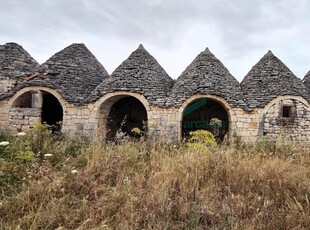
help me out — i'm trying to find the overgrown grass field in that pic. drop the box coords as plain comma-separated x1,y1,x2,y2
0,126,310,229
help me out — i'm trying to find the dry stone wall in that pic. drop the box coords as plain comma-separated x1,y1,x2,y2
1,42,310,143
8,107,41,131
263,99,310,142
147,107,180,142
1,90,310,143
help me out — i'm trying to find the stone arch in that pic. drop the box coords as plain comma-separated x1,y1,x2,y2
177,94,234,141
95,92,150,141
12,91,33,108
8,86,67,111
262,95,310,114
262,95,310,142
8,87,67,132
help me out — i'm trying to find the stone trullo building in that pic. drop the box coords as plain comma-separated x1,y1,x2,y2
0,42,310,143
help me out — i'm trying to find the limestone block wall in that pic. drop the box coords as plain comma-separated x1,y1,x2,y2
8,107,41,132
232,108,263,142
262,97,310,142
0,86,92,136
1,87,310,144
62,103,97,139
146,106,258,143
147,107,179,142
142,95,268,143
148,94,245,142
0,99,9,129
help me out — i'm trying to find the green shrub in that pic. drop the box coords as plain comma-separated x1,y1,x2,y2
15,150,35,162
186,130,217,152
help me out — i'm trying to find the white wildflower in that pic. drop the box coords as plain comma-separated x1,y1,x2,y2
17,132,26,136
71,169,78,174
0,141,9,146
44,153,53,157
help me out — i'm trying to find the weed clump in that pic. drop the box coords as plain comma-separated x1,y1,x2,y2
0,128,309,229
186,130,217,152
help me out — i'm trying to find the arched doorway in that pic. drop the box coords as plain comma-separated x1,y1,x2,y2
9,89,64,133
106,96,147,141
41,92,63,132
182,98,229,141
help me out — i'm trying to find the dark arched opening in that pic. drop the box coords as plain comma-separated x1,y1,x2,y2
41,92,63,132
106,96,147,141
182,98,229,142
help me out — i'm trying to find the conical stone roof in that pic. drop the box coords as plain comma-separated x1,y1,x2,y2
241,51,310,108
0,42,39,79
166,48,247,108
303,71,310,90
91,44,174,106
1,43,109,105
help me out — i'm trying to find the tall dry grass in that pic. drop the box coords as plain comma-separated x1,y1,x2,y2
0,138,310,229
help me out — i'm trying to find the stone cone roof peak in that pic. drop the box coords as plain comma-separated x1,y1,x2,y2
0,42,39,79
241,51,310,108
41,43,107,71
5,43,109,105
203,47,211,54
91,45,174,106
137,44,145,50
167,48,247,108
267,50,273,55
5,42,20,46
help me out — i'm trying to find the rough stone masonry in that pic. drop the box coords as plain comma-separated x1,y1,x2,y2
0,42,309,143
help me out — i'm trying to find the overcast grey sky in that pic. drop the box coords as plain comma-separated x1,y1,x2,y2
0,0,309,81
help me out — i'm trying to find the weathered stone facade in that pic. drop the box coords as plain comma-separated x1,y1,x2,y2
0,42,310,144
263,96,310,142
